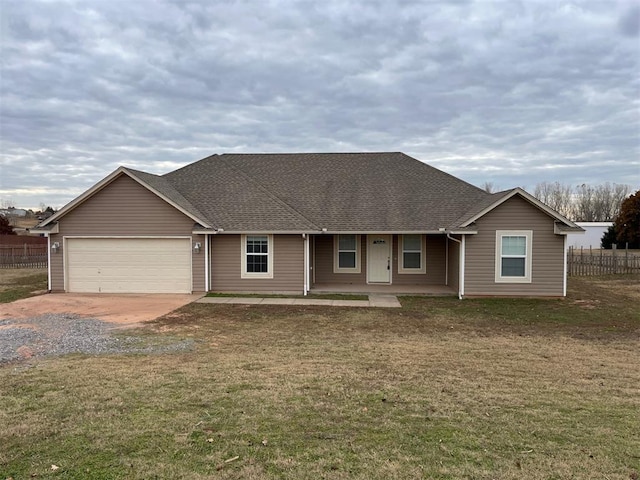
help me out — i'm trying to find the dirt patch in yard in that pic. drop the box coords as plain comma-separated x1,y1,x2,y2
0,293,203,326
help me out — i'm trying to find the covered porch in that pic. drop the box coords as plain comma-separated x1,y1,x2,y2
308,233,462,297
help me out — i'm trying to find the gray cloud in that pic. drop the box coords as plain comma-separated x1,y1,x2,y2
1,0,638,209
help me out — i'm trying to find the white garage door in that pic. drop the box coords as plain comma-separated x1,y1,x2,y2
66,238,192,293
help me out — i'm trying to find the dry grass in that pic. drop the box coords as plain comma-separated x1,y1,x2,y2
1,275,639,479
0,268,47,302
586,275,640,301
0,268,46,286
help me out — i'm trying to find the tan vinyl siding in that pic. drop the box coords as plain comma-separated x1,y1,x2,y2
210,234,303,293
447,236,460,292
191,234,206,292
313,235,367,285
50,174,200,292
50,238,64,292
464,195,565,296
392,235,446,285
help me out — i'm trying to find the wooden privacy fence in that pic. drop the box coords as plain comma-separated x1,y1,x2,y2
0,244,48,268
567,247,640,276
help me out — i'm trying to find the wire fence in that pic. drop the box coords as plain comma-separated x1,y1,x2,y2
0,244,48,268
567,247,640,276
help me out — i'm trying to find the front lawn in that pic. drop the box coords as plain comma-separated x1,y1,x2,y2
0,268,47,303
1,275,638,479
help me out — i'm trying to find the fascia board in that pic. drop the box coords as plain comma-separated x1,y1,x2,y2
29,223,59,235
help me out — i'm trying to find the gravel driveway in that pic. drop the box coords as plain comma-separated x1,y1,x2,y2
0,313,194,365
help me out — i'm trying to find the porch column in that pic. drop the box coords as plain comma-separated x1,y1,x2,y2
563,235,567,296
204,233,210,292
460,235,465,298
303,234,310,295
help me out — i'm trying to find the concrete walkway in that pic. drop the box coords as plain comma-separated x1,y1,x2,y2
196,293,402,308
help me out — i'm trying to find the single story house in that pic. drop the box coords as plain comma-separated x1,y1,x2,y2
33,152,583,298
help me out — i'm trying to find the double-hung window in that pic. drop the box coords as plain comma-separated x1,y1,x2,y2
398,234,426,274
334,234,361,273
495,230,532,283
241,235,273,279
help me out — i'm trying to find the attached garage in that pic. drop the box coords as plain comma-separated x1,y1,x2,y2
65,237,192,293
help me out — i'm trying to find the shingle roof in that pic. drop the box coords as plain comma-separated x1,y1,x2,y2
163,152,492,232
450,189,514,228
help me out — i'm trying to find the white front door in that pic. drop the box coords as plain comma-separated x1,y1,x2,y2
367,235,391,283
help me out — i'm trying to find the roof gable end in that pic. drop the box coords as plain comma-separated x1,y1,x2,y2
458,187,583,231
37,167,212,229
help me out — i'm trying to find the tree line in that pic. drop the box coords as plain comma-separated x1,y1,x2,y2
532,182,632,222
529,183,638,249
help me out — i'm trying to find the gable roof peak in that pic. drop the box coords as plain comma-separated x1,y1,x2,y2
456,186,582,229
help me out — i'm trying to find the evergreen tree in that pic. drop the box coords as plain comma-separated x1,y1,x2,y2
0,215,16,235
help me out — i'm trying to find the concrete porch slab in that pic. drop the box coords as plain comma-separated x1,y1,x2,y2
196,295,401,308
368,294,402,308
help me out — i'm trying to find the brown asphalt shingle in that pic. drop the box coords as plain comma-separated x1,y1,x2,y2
162,152,492,232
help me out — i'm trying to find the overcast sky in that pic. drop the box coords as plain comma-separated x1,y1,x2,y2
1,0,639,210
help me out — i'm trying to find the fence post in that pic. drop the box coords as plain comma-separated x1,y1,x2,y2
600,247,603,272
569,246,573,276
580,246,584,276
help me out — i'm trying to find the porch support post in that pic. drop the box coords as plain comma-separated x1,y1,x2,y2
563,234,567,296
303,233,310,295
447,233,463,299
460,235,466,299
445,236,449,285
204,233,210,292
204,233,213,292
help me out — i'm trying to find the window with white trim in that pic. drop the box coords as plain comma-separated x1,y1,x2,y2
398,234,426,274
334,234,361,273
241,234,274,279
495,230,532,283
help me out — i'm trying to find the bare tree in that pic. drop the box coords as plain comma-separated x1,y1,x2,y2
0,198,15,209
574,183,631,221
533,181,574,219
482,182,497,193
574,184,595,221
610,184,632,220
533,182,632,221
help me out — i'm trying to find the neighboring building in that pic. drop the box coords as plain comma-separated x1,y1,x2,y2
0,208,27,217
33,152,583,298
566,222,613,250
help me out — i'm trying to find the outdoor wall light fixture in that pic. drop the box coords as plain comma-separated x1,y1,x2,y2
51,242,60,253
194,242,201,253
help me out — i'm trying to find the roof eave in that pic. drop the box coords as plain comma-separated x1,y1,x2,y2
207,229,479,235
29,222,59,235
554,222,586,235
